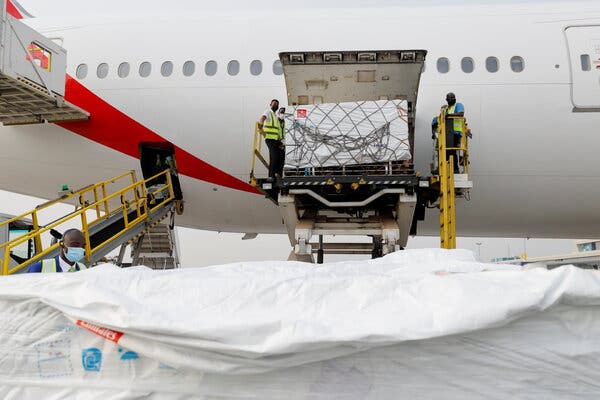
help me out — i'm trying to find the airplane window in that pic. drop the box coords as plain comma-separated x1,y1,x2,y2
76,63,88,79
437,57,449,73
485,57,499,73
205,60,217,76
461,57,474,73
510,56,524,72
161,61,173,77
183,60,195,76
227,60,240,76
117,62,130,78
139,61,151,77
97,63,108,79
250,60,262,76
273,60,283,75
581,54,591,71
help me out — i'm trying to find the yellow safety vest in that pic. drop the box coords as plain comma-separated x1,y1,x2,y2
263,111,281,140
446,105,463,135
41,258,87,273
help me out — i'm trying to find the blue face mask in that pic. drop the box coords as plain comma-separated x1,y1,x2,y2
64,247,85,263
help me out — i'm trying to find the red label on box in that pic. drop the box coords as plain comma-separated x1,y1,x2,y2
77,320,124,343
296,109,307,119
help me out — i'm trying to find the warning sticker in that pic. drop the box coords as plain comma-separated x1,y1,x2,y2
296,109,307,119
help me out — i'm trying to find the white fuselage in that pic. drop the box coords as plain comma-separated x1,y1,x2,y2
1,1,600,238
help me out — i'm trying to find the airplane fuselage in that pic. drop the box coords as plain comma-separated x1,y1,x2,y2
1,1,600,238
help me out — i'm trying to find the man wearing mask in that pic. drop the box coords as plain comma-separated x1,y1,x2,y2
27,228,87,273
258,99,283,179
431,92,465,173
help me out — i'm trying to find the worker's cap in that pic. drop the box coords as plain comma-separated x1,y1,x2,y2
446,92,456,101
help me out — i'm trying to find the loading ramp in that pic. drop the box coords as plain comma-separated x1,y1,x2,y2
250,49,473,262
0,170,180,275
0,2,88,125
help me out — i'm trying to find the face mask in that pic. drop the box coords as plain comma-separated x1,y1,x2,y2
447,99,456,106
271,105,278,112
64,247,85,263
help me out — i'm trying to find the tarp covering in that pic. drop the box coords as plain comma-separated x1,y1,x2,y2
1,249,600,399
284,100,411,169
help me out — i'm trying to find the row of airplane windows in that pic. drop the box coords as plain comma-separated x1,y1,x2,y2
74,57,531,80
75,60,285,79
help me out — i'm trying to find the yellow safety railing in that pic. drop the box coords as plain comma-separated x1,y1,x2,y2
435,107,471,249
443,114,471,175
249,122,269,186
0,170,174,275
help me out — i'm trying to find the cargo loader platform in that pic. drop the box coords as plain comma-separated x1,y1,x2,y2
254,170,420,262
250,49,473,262
0,2,88,125
249,50,429,262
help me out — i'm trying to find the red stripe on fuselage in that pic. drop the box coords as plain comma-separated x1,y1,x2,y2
57,76,260,194
6,1,23,19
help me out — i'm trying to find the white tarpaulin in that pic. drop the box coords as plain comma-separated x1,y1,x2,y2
284,100,411,169
1,249,600,399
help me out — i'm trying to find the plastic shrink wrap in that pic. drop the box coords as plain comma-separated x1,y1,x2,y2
2,249,600,399
284,100,411,170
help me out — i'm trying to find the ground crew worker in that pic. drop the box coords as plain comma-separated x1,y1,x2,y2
258,99,284,179
431,92,465,173
26,228,87,273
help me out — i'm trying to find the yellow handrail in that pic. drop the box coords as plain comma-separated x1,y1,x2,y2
249,122,269,186
443,114,470,175
0,170,174,275
0,170,136,232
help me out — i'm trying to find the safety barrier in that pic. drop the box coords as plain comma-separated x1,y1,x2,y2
249,122,269,186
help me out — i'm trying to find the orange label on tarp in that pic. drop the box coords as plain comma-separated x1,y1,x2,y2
296,109,307,119
76,320,123,343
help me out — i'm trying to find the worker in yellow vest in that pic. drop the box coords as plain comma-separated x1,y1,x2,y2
258,99,285,179
27,229,87,273
432,92,465,173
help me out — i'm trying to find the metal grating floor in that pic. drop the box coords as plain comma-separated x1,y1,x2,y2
0,75,88,125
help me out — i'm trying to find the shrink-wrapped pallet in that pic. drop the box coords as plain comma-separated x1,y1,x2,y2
284,100,410,171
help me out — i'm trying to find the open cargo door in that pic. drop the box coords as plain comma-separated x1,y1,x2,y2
279,50,426,109
279,50,426,164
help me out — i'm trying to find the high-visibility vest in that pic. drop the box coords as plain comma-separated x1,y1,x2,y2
446,104,464,135
41,258,87,273
263,111,281,140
